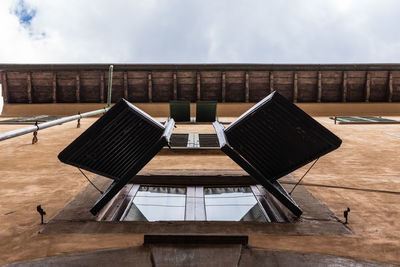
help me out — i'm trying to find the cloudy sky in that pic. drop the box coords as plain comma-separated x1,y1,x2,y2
0,0,400,63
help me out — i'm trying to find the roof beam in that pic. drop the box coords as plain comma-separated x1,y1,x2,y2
148,72,152,102
173,72,177,100
317,71,322,102
221,72,226,102
388,71,393,102
365,72,371,102
27,72,32,104
197,71,201,101
293,72,298,103
342,71,348,102
52,73,57,103
172,71,178,100
100,72,105,103
1,72,8,103
75,72,80,103
245,71,250,102
269,71,274,93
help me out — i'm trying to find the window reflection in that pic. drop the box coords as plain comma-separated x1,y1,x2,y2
204,187,266,222
122,186,186,221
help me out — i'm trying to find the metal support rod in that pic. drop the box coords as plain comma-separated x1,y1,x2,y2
0,107,110,142
107,65,113,107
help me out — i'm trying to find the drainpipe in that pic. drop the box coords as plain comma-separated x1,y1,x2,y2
107,65,113,107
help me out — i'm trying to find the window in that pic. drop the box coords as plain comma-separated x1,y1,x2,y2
166,133,220,149
122,186,186,222
204,187,267,222
330,116,400,124
104,184,289,223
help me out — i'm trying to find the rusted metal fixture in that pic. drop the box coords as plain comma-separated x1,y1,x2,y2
344,207,350,224
77,112,81,128
36,205,46,224
32,121,38,144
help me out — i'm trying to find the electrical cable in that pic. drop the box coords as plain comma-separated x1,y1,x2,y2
78,168,104,194
289,157,319,195
282,181,400,195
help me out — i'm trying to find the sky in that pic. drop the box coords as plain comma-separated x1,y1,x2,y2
0,0,400,63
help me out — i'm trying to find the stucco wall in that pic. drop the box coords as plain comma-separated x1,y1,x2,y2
0,116,399,265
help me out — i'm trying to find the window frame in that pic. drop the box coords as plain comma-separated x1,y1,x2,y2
100,183,289,223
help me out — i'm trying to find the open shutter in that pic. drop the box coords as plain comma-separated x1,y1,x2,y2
58,99,175,215
213,91,342,216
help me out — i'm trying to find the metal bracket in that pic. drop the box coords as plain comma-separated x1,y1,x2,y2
32,121,38,144
77,112,81,128
36,205,46,224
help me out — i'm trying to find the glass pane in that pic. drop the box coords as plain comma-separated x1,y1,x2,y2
122,186,186,221
204,187,266,222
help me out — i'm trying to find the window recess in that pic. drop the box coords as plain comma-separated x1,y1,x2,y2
165,133,220,149
102,184,290,223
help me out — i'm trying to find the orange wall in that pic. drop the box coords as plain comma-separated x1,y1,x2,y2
2,102,400,117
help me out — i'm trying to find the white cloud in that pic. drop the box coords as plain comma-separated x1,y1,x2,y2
0,0,399,63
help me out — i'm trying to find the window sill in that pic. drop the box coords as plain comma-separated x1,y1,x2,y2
40,170,352,236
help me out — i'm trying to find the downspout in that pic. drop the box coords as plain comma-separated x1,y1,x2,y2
107,65,113,107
